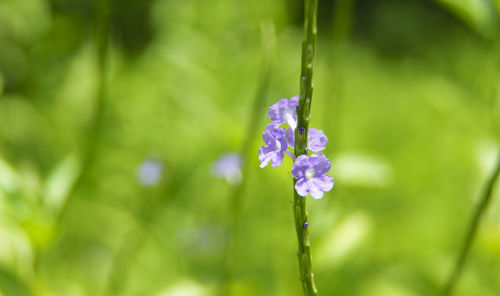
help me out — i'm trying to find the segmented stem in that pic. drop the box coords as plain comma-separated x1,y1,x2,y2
293,0,319,295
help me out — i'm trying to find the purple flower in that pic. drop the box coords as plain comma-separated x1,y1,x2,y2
212,153,243,184
268,95,299,130
258,122,288,168
137,159,164,186
286,128,328,152
292,153,334,199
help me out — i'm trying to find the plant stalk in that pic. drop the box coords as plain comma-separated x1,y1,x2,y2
443,12,500,294
293,0,319,295
219,22,275,295
442,149,500,295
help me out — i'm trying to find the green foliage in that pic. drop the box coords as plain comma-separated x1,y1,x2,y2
432,0,497,38
0,0,499,295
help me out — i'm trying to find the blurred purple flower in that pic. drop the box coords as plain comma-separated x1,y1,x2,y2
212,153,243,184
137,159,164,186
268,95,299,130
258,122,288,168
292,153,334,199
286,128,328,152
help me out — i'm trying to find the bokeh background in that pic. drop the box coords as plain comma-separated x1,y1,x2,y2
1,0,500,295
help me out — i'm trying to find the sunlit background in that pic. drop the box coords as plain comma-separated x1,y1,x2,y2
1,0,500,295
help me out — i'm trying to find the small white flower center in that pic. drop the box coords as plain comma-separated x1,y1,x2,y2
275,140,282,152
305,168,315,179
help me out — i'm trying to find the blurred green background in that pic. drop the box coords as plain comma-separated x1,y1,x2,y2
1,0,500,295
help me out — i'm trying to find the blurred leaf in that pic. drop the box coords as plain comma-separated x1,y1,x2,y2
0,0,51,90
0,266,31,296
0,0,50,42
155,280,212,296
359,277,418,296
432,0,497,38
0,155,41,206
111,0,155,56
334,152,393,188
43,154,80,212
0,74,4,95
316,212,372,268
0,157,19,196
0,221,33,278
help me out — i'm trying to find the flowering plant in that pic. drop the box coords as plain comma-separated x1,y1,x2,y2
259,95,334,199
262,1,321,294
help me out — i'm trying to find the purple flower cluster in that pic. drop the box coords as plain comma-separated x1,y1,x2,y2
258,95,334,199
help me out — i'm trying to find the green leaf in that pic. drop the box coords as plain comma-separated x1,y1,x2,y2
43,154,80,212
433,0,496,38
0,266,31,296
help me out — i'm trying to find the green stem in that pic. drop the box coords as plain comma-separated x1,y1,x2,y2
442,149,500,295
443,13,500,294
293,0,319,295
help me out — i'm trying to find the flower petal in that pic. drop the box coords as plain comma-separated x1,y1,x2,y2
258,146,274,168
259,156,272,168
295,178,310,197
312,174,334,192
286,128,295,148
279,128,289,152
268,98,288,122
309,153,331,175
271,151,285,168
289,95,299,107
283,109,297,130
292,155,311,179
263,122,280,144
258,145,274,162
308,128,328,152
309,183,324,199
